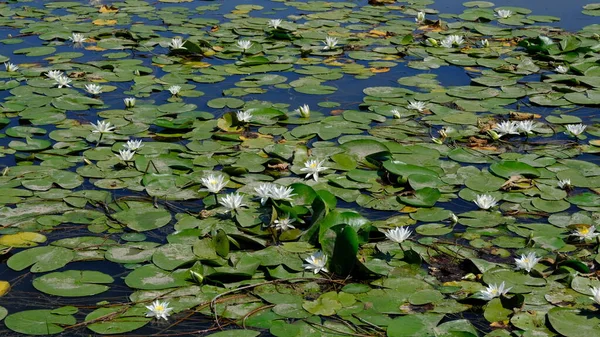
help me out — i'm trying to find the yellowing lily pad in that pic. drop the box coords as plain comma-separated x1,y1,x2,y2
0,281,10,297
0,232,46,247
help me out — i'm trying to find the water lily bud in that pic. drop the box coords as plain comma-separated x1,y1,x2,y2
190,270,203,284
487,130,500,140
416,11,425,23
462,273,477,281
431,137,443,145
426,38,438,47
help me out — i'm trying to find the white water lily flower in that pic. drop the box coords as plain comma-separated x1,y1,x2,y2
555,65,568,74
480,39,490,48
254,183,273,205
273,216,295,231
303,251,328,274
407,101,427,112
46,70,63,80
116,149,135,161
55,75,72,88
270,185,295,202
268,19,282,29
298,104,310,118
516,120,535,134
415,11,425,23
439,127,449,139
571,225,600,241
168,37,186,49
495,9,512,19
391,109,402,119
440,38,453,48
322,36,338,50
300,158,329,182
515,252,541,273
474,194,498,210
590,287,600,305
168,85,181,96
124,139,144,151
441,35,464,48
565,123,586,136
219,193,246,213
124,97,136,108
201,174,228,194
69,33,86,43
384,227,412,244
478,282,511,300
4,62,18,72
237,39,253,51
557,179,571,189
236,110,253,123
449,35,464,45
84,84,103,95
91,120,115,134
539,36,553,45
494,121,519,137
145,300,173,321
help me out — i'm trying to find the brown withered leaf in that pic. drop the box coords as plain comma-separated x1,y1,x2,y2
99,5,118,13
478,119,497,133
419,20,447,33
490,321,510,329
368,0,395,4
469,137,488,146
85,45,106,51
268,163,289,171
69,72,86,78
509,111,542,120
368,29,389,37
199,210,212,219
501,175,533,190
370,67,390,73
468,137,497,151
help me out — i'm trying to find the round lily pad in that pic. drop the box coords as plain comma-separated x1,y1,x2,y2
33,270,113,297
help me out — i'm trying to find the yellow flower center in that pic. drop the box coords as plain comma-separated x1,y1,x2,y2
310,163,317,168
155,305,164,312
580,228,590,235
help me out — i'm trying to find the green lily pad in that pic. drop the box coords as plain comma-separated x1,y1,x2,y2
4,309,76,335
548,307,600,337
112,207,172,232
33,270,113,297
490,161,541,179
399,187,441,207
86,306,151,335
7,246,74,273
